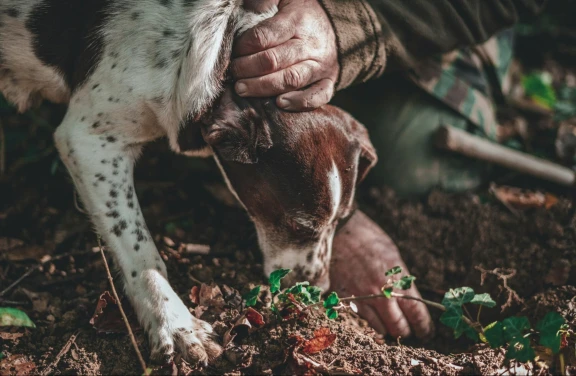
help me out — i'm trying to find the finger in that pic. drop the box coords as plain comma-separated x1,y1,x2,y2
372,297,412,338
357,304,387,336
243,0,279,13
235,60,319,97
277,78,334,111
397,285,435,339
232,39,306,79
234,12,295,56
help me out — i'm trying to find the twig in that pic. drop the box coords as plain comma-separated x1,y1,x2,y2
0,250,91,297
475,265,524,311
0,298,30,306
41,330,79,375
0,268,36,298
304,291,480,332
97,237,148,375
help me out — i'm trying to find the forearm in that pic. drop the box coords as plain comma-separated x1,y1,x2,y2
319,0,547,90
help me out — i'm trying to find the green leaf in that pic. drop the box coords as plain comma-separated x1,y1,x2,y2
0,308,35,328
269,269,291,294
385,266,403,276
323,292,340,309
502,316,530,341
306,286,322,304
470,293,496,308
382,287,393,298
243,286,261,307
441,287,475,309
522,72,557,109
536,312,565,354
463,325,479,342
326,308,338,320
393,275,416,290
506,336,536,362
484,321,505,348
440,306,470,338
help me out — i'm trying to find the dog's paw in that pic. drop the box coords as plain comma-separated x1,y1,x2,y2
149,314,222,365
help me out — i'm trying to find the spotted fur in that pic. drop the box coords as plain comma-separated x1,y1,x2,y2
0,0,376,364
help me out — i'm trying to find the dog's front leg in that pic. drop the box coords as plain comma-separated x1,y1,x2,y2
53,98,221,364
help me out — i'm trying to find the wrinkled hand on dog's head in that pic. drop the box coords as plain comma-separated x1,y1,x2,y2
201,88,377,290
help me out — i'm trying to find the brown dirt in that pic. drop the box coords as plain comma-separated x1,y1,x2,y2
1,106,576,375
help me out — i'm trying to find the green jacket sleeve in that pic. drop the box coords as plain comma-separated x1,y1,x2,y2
318,0,546,90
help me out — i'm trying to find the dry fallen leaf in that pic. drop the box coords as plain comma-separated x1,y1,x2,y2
189,286,200,305
490,184,558,210
0,332,24,341
222,308,266,347
302,328,337,355
198,283,225,308
89,291,139,334
0,354,36,376
244,308,264,327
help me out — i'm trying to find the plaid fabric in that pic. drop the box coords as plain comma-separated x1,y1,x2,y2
407,29,515,141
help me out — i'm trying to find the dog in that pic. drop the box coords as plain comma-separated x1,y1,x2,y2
0,0,376,364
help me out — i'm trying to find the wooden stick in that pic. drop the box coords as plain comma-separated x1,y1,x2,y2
41,330,79,375
434,125,576,187
97,237,148,375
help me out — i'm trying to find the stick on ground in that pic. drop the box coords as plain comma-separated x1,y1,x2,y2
41,330,79,376
97,237,148,375
434,125,576,186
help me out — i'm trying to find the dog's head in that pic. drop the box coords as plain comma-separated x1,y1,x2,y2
202,89,376,290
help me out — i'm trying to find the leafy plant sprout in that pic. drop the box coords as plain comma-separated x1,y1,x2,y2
243,266,571,365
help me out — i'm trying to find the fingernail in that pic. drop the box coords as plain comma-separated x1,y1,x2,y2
277,97,291,109
236,82,247,96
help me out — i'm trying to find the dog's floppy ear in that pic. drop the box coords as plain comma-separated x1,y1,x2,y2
348,116,377,185
201,90,272,164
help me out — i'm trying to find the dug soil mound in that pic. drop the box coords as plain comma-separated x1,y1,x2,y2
1,132,575,375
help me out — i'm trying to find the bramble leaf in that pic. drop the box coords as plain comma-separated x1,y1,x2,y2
326,308,338,319
440,306,469,338
463,325,479,342
506,336,536,362
243,286,261,307
536,312,565,353
382,287,393,298
441,287,475,308
323,292,340,309
269,269,291,294
393,275,416,290
0,308,35,328
385,266,403,276
502,316,530,341
470,293,496,308
484,321,505,348
306,286,322,304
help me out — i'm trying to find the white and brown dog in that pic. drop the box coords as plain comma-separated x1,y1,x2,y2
0,0,376,364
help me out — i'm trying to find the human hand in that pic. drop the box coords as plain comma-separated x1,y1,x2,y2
330,211,434,338
233,0,338,111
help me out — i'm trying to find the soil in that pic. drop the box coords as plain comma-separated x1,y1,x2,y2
1,105,576,375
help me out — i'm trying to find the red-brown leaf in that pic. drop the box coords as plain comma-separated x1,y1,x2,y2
302,328,336,354
89,291,139,334
189,286,200,305
245,307,265,327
